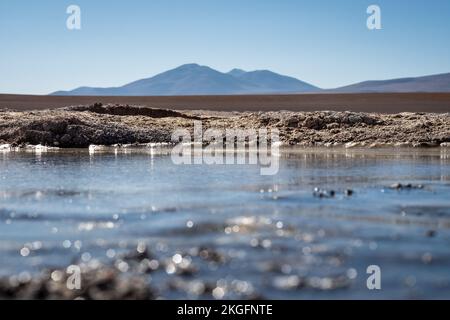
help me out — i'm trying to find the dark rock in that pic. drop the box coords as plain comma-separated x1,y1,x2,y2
303,117,324,130
65,103,197,119
426,230,437,238
389,183,425,190
344,189,354,196
313,188,336,198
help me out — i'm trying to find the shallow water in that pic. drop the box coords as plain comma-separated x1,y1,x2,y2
0,148,450,299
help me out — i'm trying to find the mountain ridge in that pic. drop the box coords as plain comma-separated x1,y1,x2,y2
51,64,321,96
328,72,450,93
51,64,450,96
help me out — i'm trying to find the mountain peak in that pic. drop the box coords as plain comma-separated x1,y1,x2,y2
174,63,220,72
176,63,202,69
228,68,247,77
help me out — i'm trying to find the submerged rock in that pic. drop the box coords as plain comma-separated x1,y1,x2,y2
0,266,153,300
313,188,336,198
389,183,425,190
344,189,354,197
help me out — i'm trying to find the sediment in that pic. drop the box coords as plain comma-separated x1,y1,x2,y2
0,103,449,148
0,266,153,300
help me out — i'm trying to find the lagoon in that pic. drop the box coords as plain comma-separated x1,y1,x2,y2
0,147,449,299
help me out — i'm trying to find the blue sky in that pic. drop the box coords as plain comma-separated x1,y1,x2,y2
1,0,450,94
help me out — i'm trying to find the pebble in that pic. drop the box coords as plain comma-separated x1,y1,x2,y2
313,188,335,198
344,189,354,196
389,183,424,190
426,230,437,238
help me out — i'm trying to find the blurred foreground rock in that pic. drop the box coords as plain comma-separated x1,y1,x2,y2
0,266,153,300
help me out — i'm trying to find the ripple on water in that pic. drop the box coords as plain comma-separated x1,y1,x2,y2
1,149,450,299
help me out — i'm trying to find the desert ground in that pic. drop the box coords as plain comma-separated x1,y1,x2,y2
0,93,449,148
1,93,450,113
0,102,449,148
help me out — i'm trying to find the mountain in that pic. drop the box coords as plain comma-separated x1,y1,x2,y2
51,64,321,96
227,68,247,77
330,73,450,93
116,64,256,96
51,64,450,96
230,69,321,93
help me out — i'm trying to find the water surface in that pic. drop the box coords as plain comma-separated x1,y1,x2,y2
1,148,449,299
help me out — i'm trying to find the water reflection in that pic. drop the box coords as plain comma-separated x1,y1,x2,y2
0,148,449,299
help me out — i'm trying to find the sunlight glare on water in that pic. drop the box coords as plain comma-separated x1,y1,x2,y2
0,148,449,299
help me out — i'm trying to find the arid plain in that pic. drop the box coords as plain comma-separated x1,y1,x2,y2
1,93,450,113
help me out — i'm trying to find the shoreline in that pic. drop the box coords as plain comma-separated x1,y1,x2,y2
0,103,449,148
1,143,450,154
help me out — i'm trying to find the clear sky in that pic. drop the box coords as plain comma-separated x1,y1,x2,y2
1,0,450,94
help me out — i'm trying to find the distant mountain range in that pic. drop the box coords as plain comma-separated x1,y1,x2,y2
51,64,450,96
328,72,450,93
